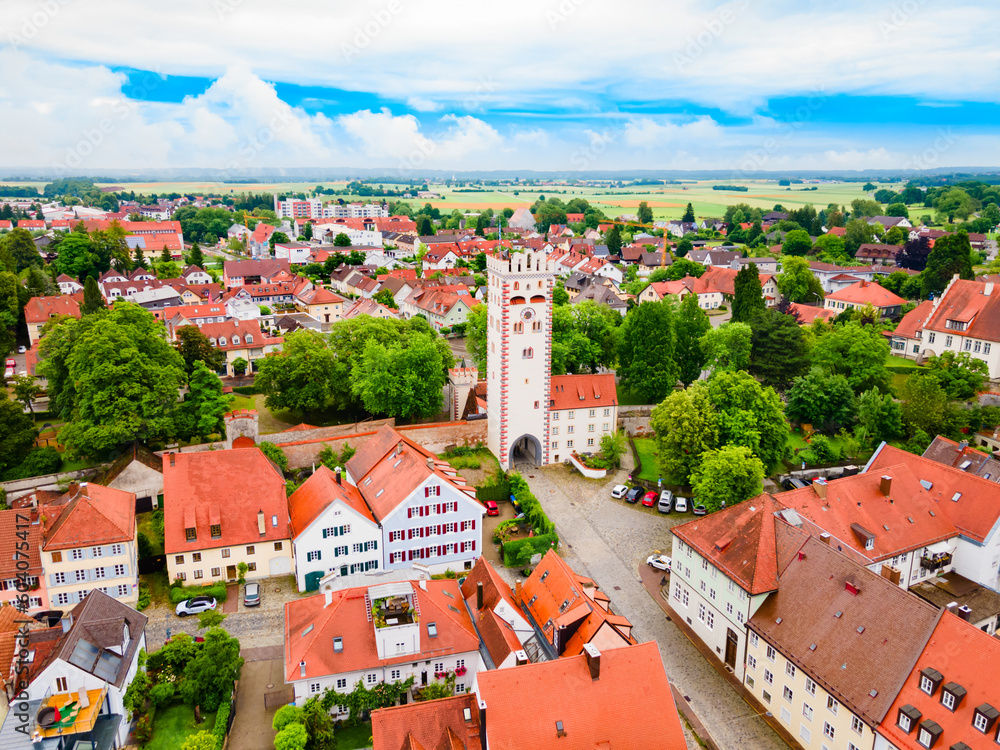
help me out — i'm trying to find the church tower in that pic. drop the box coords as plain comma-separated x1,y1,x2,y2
486,247,555,470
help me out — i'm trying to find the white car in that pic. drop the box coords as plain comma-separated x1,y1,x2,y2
175,596,217,617
647,554,672,572
17,346,26,354
610,485,629,499
674,496,689,513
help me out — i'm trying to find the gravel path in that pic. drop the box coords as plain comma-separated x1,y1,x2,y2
518,460,786,750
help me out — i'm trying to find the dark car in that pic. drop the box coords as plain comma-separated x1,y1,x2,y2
625,487,643,504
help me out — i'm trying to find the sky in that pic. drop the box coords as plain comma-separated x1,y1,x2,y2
1,0,999,174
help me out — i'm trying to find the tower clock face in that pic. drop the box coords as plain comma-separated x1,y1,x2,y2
520,307,535,322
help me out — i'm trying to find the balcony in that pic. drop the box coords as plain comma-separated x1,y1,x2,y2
920,552,953,573
373,595,418,628
25,686,121,750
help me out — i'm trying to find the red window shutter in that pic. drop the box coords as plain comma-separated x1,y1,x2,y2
424,487,429,497
438,545,443,556
472,540,476,551
408,507,413,518
437,525,442,535
408,550,413,561
472,519,476,530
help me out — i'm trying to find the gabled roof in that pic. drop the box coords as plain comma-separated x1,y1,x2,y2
826,280,905,308
548,373,618,412
0,509,43,576
297,286,345,306
921,279,1000,343
477,641,687,750
749,536,941,727
671,494,809,595
865,443,1000,542
42,484,136,551
922,435,1000,483
788,302,836,325
23,295,81,324
460,558,525,667
372,693,482,750
892,299,934,340
287,466,375,539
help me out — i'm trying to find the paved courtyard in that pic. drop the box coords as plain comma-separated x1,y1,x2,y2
517,460,786,750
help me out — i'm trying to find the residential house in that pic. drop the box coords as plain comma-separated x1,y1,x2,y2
423,246,461,271
909,571,1000,635
371,693,482,750
163,447,293,584
825,280,905,318
507,207,536,232
222,258,291,288
572,284,628,315
283,577,483,718
400,288,477,331
731,255,783,274
788,302,837,325
131,286,184,319
287,467,382,592
296,286,346,325
343,425,486,574
179,265,213,285
547,374,619,462
198,318,283,375
0,509,46,612
868,215,912,230
745,536,941,750
101,443,164,513
248,223,276,257
875,611,1000,750
40,484,138,607
274,242,313,265
9,590,147,748
476,641,687,750
887,300,934,359
855,244,902,265
688,248,741,267
24,295,81,346
341,298,400,320
17,220,46,231
56,275,83,295
922,436,1000,484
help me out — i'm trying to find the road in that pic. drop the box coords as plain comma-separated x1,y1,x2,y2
518,461,786,750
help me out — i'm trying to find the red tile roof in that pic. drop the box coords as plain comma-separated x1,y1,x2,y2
788,302,836,325
0,509,43,576
198,319,279,351
827,280,905,308
459,559,524,667
892,299,934,340
866,444,1000,542
372,693,482,750
878,611,1000,750
548,373,618,412
162,448,288,554
298,286,345,306
41,484,136,551
774,466,959,562
24,295,81,325
921,279,1000,343
477,641,687,750
287,466,375,539
284,579,480,682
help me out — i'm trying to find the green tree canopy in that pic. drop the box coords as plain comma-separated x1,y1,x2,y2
351,335,447,420
55,232,100,279
776,256,824,304
650,383,719,484
731,263,766,323
812,321,891,394
174,325,225,374
617,299,678,403
465,304,487,371
707,370,789,470
781,229,813,257
81,276,105,315
785,367,856,434
921,231,974,298
900,375,955,437
0,396,37,477
178,627,244,712
700,322,752,372
690,445,765,513
182,362,231,440
682,203,695,223
674,292,711,386
857,387,904,444
748,308,811,390
637,201,653,224
255,329,340,413
924,351,988,400
4,228,43,272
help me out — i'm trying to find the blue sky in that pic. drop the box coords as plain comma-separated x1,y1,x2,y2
2,0,999,172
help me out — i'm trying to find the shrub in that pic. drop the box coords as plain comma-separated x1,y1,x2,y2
123,670,151,718
214,699,232,748
149,682,176,706
273,704,302,731
492,519,518,544
169,582,227,604
2,446,63,480
231,384,262,395
133,715,153,745
198,610,227,629
807,435,840,464
508,472,555,535
137,532,153,559
136,583,151,611
502,533,559,567
274,722,308,750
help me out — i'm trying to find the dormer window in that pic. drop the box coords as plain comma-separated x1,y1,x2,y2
232,336,240,345
246,335,253,344
941,682,966,711
898,705,921,733
973,704,999,733
865,538,874,550
211,524,221,539
185,527,197,542
917,720,943,748
920,668,943,696
218,337,227,346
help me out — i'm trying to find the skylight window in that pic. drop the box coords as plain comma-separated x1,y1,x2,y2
428,623,438,638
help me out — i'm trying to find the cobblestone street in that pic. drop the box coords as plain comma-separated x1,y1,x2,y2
517,460,787,750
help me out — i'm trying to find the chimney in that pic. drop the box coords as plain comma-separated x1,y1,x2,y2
514,650,528,666
324,589,333,606
257,509,265,535
335,467,342,485
426,456,434,469
819,533,831,545
515,579,522,601
476,581,484,611
957,605,973,622
169,453,175,467
60,614,73,633
958,440,969,451
814,477,827,499
299,660,307,678
583,642,601,680
556,720,567,738
879,475,892,497
985,282,994,297
845,581,860,596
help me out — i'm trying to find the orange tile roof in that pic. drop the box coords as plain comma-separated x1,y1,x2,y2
284,579,480,682
670,494,809,595
287,466,375,538
24,295,81,325
548,373,618,412
162,448,288,554
42,484,136,551
892,299,934,339
922,279,1000,343
878,611,1000,750
773,466,960,562
460,559,524,666
0,509,43,576
298,286,345,306
827,279,905,308
477,641,687,750
788,302,837,325
865,444,1000,542
372,693,482,750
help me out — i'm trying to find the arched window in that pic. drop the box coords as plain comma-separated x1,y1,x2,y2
510,296,526,305
532,320,542,332
513,282,520,290
530,295,545,303
513,322,523,334
523,347,533,359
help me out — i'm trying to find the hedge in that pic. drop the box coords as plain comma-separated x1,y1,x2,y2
508,472,555,535
231,384,263,395
168,582,228,604
502,533,559,567
213,698,232,749
476,477,510,504
885,364,924,374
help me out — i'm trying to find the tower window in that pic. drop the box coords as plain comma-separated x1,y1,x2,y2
523,347,533,359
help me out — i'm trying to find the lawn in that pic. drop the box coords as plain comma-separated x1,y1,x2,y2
136,511,165,555
141,570,171,607
147,701,217,750
335,721,373,750
630,437,685,486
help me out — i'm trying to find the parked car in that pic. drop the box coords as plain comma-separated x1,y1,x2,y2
693,503,708,516
3,367,11,380
244,582,261,607
641,491,657,507
674,496,689,513
484,500,499,516
625,487,643,504
611,485,629,499
646,554,672,572
175,596,217,617
657,491,672,514
17,346,26,354
4,359,13,368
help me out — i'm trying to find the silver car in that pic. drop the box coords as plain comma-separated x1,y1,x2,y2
244,582,261,607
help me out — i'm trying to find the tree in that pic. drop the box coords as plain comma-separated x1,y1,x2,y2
373,288,399,310
843,219,877,257
781,229,813,257
174,325,225,374
897,236,932,272
302,222,313,241
274,722,308,750
674,292,710,385
857,387,904,443
182,362,231,440
605,224,622,256
12,375,42,420
690,445,764,513
56,303,187,457
707,370,789,470
25,267,57,298
188,241,204,269
885,202,909,218
637,201,653,224
748,309,811,390
179,627,244,712
650,384,719,484
92,222,131,272
4,228,42,272
863,182,876,192
785,368,856,433
597,430,627,468
274,705,303,732
352,336,446,420
924,351,988,400
700,322,752,372
934,187,976,223
333,232,352,247
0,396,36,477
812,322,890,394
731,263,765,323
270,231,291,250
465,304,487,371
259,441,289,474
655,258,705,282
922,231,974,298
682,203,695,223
417,217,432,236
617,300,678,403
900,376,953,437
180,732,218,750
814,233,849,264
232,357,248,376
675,237,693,257
55,232,99,279
132,246,147,269
776,256,824,304
159,245,172,265
552,282,569,306
81,276,105,315
255,330,340,413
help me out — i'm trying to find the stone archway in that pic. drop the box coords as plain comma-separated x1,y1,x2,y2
508,434,543,468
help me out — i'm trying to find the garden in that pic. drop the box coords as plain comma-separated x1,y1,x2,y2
485,471,559,571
